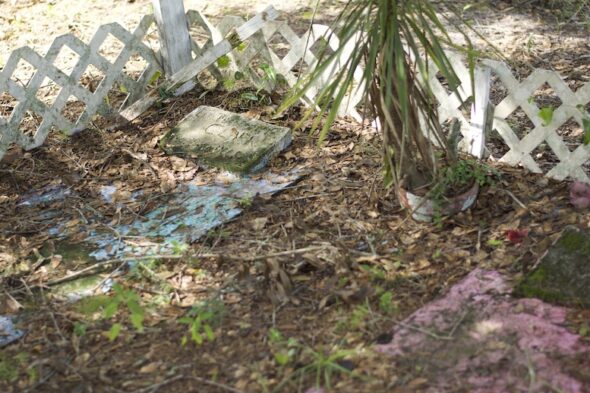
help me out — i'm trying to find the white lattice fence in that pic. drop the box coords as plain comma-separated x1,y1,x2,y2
0,15,164,159
420,53,590,183
483,59,590,182
1,7,588,184
0,9,364,161
183,12,365,120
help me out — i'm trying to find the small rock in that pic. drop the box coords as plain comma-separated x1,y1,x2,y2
570,181,590,209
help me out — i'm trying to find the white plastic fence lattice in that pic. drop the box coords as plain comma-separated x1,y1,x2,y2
0,15,164,158
421,53,590,183
0,11,363,161
1,9,589,183
184,12,364,120
483,59,590,182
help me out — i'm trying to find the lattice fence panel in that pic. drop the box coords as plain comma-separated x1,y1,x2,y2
413,54,590,183
420,52,475,148
184,12,365,120
483,59,590,182
2,8,588,184
0,10,368,161
261,22,365,120
0,15,164,159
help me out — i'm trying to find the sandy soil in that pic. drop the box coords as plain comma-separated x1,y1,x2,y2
0,0,347,68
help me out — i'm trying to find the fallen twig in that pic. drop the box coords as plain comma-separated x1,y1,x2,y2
44,254,183,286
190,245,330,262
132,374,244,393
500,188,528,210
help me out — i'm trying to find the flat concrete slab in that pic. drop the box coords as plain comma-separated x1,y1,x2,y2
515,226,590,307
160,106,292,173
378,269,590,392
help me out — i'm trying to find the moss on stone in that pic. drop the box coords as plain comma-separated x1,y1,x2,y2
514,226,590,308
558,229,590,254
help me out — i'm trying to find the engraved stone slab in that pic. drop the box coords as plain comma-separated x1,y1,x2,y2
160,105,291,173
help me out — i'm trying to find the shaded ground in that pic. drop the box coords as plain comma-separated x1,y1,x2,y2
1,1,590,392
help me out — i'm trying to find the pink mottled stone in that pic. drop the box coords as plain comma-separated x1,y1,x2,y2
570,181,590,209
377,269,590,392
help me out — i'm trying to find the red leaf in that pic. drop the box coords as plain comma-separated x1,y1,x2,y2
505,229,529,245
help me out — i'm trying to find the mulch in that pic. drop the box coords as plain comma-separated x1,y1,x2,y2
1,2,590,392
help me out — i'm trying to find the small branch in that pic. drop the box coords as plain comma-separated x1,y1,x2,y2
193,245,330,262
500,188,528,210
42,255,182,287
132,374,244,393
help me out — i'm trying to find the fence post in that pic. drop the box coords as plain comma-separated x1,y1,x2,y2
152,0,193,76
469,66,492,159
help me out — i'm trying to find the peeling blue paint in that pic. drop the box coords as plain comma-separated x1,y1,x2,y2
0,316,24,347
18,170,301,263
17,185,72,207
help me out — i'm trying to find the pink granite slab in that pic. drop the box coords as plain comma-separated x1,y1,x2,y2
377,269,590,392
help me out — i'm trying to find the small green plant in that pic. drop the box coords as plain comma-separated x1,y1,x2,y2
207,227,231,240
73,322,87,337
178,299,225,346
148,70,162,86
274,346,358,392
238,196,253,208
238,63,285,104
104,284,145,340
575,104,590,145
77,284,145,341
216,55,231,69
360,264,386,282
583,118,590,145
487,238,504,247
539,107,554,126
260,63,278,86
428,158,500,225
268,328,299,366
158,86,175,100
170,240,189,256
378,292,397,315
223,78,236,91
129,258,160,281
579,323,589,337
336,303,370,333
0,352,34,384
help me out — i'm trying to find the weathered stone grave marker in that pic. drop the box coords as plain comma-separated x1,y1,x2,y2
160,106,292,173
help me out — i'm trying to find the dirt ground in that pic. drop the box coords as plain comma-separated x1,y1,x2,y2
1,1,590,392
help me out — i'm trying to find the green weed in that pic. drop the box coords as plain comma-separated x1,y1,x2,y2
268,328,299,366
76,284,145,341
274,346,358,392
178,299,225,346
0,352,33,384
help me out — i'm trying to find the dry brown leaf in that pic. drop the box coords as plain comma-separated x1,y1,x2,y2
139,362,160,374
251,217,269,231
367,210,380,218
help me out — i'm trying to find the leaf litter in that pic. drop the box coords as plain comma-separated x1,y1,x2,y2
1,1,590,392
